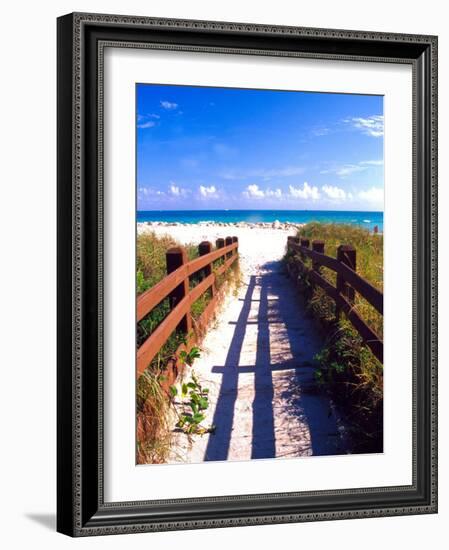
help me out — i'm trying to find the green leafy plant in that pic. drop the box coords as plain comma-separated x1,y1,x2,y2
169,350,215,437
178,346,201,367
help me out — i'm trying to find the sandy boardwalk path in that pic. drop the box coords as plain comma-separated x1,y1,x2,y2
139,223,349,462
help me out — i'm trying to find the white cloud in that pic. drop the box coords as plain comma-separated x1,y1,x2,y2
137,113,160,129
160,100,178,110
243,184,266,198
336,164,366,177
137,113,159,121
361,159,383,166
199,185,219,198
322,184,347,200
321,164,366,177
321,159,383,178
138,187,165,199
266,188,282,198
289,182,320,200
242,185,283,199
168,183,188,197
345,115,384,137
358,186,384,205
137,120,156,129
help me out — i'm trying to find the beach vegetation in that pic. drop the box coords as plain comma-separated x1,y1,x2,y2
136,231,239,463
136,368,173,464
284,222,383,453
170,360,215,438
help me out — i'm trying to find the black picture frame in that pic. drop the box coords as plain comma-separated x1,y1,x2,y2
57,12,438,536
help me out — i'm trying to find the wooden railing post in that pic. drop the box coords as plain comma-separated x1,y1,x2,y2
214,238,225,286
336,244,357,320
232,236,238,258
287,237,300,273
166,246,192,336
199,241,214,297
225,236,233,259
299,237,310,263
198,241,213,275
287,235,296,252
312,240,325,272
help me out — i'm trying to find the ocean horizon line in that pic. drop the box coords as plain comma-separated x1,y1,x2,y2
137,208,383,213
137,209,383,231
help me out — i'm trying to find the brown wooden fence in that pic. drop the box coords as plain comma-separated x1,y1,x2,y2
137,236,239,378
286,236,383,363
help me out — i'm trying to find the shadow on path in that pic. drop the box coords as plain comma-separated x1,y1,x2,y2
204,276,256,460
252,271,275,459
205,260,347,461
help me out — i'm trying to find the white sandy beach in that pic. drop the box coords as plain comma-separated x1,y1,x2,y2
137,221,300,282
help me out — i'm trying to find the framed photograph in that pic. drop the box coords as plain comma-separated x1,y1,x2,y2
57,12,438,536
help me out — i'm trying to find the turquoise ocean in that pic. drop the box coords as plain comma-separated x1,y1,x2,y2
137,210,383,232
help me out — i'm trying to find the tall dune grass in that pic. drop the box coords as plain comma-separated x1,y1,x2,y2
297,222,383,338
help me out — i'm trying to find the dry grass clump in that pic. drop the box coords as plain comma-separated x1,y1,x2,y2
136,369,173,464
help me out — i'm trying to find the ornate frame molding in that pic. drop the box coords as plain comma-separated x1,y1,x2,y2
57,12,437,536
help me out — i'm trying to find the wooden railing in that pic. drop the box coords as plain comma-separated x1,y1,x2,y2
286,236,383,363
137,236,239,378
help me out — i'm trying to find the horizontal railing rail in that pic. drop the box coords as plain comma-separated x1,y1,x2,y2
287,241,383,314
286,236,383,363
137,237,238,378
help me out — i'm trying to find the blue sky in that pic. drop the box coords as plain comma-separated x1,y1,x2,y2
136,84,384,211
